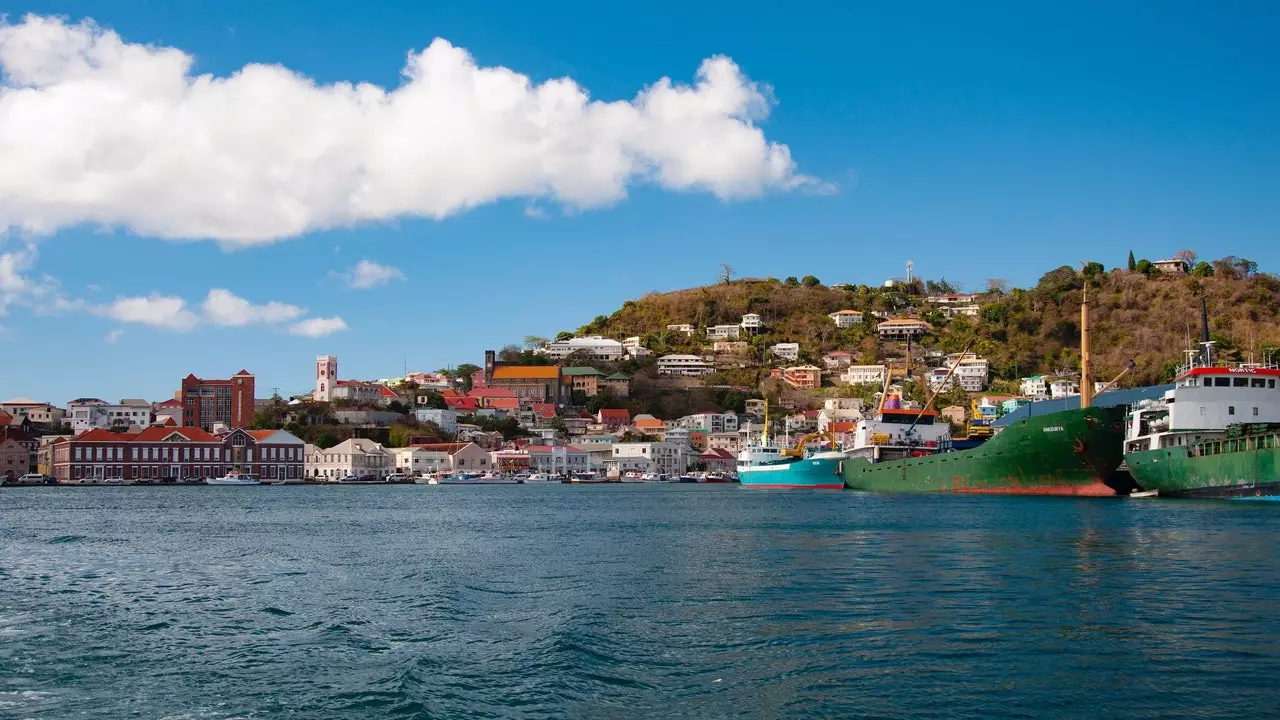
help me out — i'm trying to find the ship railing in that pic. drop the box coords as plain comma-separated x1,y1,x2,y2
1191,431,1280,457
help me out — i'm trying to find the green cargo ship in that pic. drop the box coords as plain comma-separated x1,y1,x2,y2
842,405,1129,495
1123,356,1280,498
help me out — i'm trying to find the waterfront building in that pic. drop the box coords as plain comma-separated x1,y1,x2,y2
608,441,691,476
51,425,304,483
707,431,742,453
828,310,864,328
699,448,737,473
391,442,491,477
1,437,27,482
305,438,395,481
180,370,255,431
528,445,592,474
656,354,714,377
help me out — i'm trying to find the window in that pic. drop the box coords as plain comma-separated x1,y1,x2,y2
75,447,82,460
132,447,139,460
1200,406,1207,416
1272,379,1277,389
95,447,102,461
1229,407,1235,415
1215,377,1231,387
1254,407,1260,417
1234,377,1249,387
1252,378,1267,388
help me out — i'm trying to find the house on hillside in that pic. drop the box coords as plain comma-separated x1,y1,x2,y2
561,367,608,397
781,366,822,390
823,351,855,368
877,319,930,341
771,343,800,361
1152,258,1189,274
828,310,864,328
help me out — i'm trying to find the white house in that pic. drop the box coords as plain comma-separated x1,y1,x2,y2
412,408,458,434
925,293,977,305
0,398,64,426
771,343,800,361
608,441,691,476
621,337,653,358
706,324,742,340
1152,259,1188,274
305,438,395,481
877,319,931,341
927,355,990,392
841,364,887,386
666,324,696,335
1020,376,1048,397
66,397,153,433
828,310,864,328
528,445,593,474
393,442,491,477
938,304,981,319
741,313,764,333
537,336,625,361
677,411,739,434
1050,380,1079,399
818,398,865,431
657,354,715,377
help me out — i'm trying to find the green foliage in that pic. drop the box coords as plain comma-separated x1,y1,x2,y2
980,304,1008,324
1127,250,1136,272
784,276,799,286
456,363,481,391
460,414,531,440
801,275,821,288
1191,261,1214,278
1134,258,1155,276
555,330,574,341
1081,261,1105,281
418,391,447,409
314,432,338,449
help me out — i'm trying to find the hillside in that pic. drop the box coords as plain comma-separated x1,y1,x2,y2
570,257,1280,390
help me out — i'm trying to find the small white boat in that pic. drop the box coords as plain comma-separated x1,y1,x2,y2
206,472,260,486
523,473,552,483
414,474,441,485
1129,489,1159,498
477,473,519,484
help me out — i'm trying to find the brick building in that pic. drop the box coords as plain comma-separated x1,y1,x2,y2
482,350,570,405
51,425,304,483
181,370,255,431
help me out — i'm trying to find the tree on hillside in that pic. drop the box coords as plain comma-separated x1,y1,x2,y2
1081,261,1106,282
456,363,482,391
985,278,1009,294
1134,259,1156,276
1235,258,1258,278
555,330,574,341
498,345,522,362
784,276,799,286
719,263,736,285
801,275,821,288
1127,250,1136,272
524,335,549,350
1174,249,1198,268
1191,261,1215,278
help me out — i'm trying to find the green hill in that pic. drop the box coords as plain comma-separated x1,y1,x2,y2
570,256,1280,391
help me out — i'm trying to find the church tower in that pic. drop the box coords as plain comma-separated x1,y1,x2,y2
316,355,337,402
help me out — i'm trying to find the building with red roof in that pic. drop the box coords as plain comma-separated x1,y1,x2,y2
180,370,255,431
51,425,304,484
596,408,630,431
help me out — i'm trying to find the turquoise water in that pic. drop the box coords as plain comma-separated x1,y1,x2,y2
2,485,1278,718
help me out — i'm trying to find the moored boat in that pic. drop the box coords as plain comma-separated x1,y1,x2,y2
1123,338,1280,498
206,472,260,486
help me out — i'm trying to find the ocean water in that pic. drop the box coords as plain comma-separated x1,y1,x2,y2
1,485,1278,719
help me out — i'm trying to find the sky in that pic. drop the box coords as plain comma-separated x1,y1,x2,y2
1,0,1277,403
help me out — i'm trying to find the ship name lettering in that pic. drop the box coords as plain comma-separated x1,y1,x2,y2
1043,426,1065,432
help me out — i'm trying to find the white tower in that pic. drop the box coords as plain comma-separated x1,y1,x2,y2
906,260,914,285
316,355,337,402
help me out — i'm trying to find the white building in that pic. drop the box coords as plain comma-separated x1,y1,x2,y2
841,364,887,386
771,342,800,361
677,411,739,434
657,354,715,377
662,427,692,448
305,438,395,481
938,304,981,319
393,442,492,477
828,310,864,328
927,355,990,392
877,319,931,341
818,398,865,431
1020,376,1048,397
412,408,458,434
608,441,691,476
537,336,625,361
666,324,696,335
1050,380,1079,399
66,398,153,434
706,324,742,340
528,445,593,474
926,293,977,305
0,398,64,425
621,336,653,358
741,313,764,333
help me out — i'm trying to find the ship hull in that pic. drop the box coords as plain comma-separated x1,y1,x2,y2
1126,440,1280,499
842,406,1129,495
738,456,844,489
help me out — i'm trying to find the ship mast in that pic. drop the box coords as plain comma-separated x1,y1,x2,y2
1080,281,1093,409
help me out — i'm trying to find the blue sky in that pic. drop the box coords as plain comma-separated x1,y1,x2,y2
1,0,1277,403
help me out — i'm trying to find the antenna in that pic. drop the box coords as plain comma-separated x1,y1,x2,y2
906,260,914,285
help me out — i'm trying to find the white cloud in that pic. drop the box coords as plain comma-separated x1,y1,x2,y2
0,14,821,245
104,328,123,343
289,316,347,337
201,288,304,325
332,260,404,289
0,243,77,314
94,293,199,331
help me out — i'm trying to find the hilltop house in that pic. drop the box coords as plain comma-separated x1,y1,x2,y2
828,310,864,328
877,319,931,341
